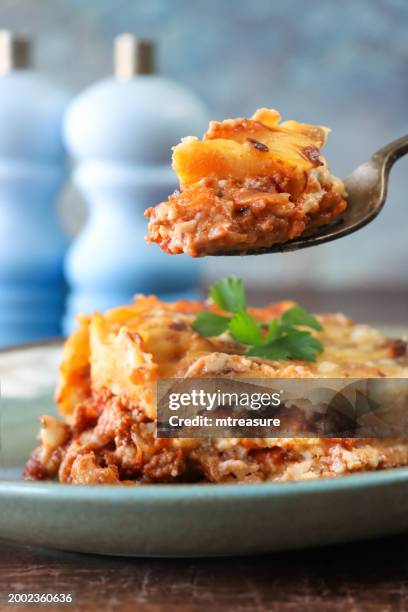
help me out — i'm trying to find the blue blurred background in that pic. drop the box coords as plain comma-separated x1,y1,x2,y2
0,0,407,335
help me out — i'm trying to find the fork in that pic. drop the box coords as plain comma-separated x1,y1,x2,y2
219,134,408,255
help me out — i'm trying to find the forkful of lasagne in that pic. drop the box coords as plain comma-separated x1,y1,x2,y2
145,108,408,256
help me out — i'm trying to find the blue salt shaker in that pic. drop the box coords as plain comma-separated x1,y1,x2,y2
0,32,69,347
63,35,209,332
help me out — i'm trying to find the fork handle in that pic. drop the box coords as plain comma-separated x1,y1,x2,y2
372,134,408,169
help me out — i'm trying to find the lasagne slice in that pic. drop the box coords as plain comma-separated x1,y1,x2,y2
145,109,347,256
24,295,408,485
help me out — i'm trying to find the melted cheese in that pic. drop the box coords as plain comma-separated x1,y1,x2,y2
56,295,408,422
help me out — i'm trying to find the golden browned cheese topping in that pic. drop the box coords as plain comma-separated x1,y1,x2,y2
174,108,329,191
57,295,408,423
145,109,347,256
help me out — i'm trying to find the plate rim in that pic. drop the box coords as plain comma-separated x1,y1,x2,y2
2,466,408,501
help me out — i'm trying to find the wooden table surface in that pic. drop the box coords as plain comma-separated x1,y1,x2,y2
1,533,408,611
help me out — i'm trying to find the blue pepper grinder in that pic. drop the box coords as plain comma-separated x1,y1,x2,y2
63,35,209,333
0,32,69,347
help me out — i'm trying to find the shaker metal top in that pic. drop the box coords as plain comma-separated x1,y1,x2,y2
114,34,154,79
0,30,30,75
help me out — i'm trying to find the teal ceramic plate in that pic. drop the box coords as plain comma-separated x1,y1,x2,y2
1,341,408,557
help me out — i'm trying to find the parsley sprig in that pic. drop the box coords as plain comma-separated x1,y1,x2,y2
193,277,324,362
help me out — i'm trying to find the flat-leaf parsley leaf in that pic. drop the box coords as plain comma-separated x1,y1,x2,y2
209,276,246,313
229,309,262,345
193,311,230,337
280,305,323,332
193,277,324,362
